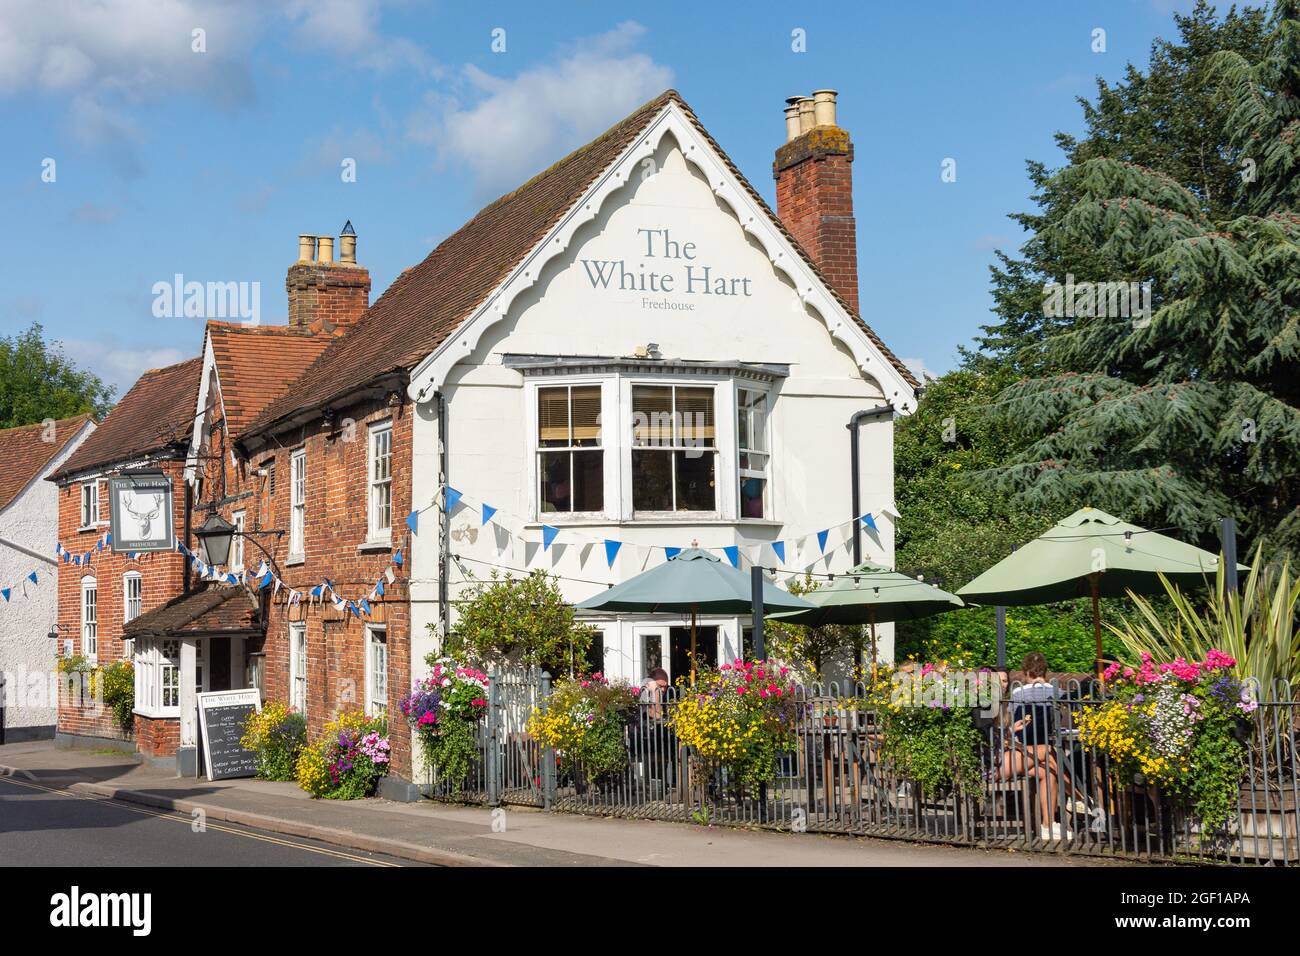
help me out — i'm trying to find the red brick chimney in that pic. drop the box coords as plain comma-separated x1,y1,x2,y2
286,220,371,334
773,90,859,313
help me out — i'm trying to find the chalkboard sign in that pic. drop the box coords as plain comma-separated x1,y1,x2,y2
197,689,261,781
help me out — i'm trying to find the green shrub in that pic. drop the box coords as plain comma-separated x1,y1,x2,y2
96,661,135,735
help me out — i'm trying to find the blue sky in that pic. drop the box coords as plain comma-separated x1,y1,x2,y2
0,0,1204,395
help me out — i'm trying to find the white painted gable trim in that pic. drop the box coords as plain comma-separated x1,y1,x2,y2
185,330,226,486
407,101,917,410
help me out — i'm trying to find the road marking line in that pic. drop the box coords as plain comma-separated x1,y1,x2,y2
0,776,400,866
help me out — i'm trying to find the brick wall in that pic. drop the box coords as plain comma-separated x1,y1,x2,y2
285,263,371,332
55,460,188,739
135,713,180,757
217,393,414,777
773,125,859,314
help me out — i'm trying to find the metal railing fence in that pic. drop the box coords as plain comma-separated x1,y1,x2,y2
422,673,1298,863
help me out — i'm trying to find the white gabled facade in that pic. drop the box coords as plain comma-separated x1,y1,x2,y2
0,417,96,739
407,100,914,684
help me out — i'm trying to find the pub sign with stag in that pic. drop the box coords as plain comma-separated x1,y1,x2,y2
108,472,176,553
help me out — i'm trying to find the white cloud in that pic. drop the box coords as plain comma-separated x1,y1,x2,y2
61,336,189,395
902,357,938,383
283,0,439,75
408,21,673,196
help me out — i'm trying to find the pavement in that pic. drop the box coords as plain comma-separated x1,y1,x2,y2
0,740,1103,867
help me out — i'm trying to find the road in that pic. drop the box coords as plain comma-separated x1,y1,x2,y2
0,775,428,867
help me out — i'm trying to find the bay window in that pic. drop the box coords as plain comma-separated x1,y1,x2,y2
737,388,769,519
537,385,603,514
632,385,716,513
134,638,180,716
516,359,782,523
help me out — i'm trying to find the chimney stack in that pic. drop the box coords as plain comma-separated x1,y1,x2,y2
773,89,859,313
286,222,371,334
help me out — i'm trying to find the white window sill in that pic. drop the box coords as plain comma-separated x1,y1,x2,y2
524,515,779,528
133,707,180,720
358,537,391,553
286,555,305,567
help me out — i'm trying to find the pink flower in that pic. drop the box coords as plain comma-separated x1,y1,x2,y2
1204,649,1237,670
736,686,747,695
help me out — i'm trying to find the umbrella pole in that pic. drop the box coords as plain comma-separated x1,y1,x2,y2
1090,572,1102,678
869,607,878,677
690,604,698,686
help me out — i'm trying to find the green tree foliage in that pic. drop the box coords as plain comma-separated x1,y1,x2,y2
0,323,114,428
442,569,594,675
763,576,863,678
973,1,1300,557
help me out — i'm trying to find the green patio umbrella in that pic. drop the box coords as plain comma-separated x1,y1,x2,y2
576,548,813,683
770,562,964,663
957,507,1245,673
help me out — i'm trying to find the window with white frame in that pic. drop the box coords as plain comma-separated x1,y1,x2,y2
81,576,97,661
121,572,141,658
289,622,307,711
230,510,245,571
737,387,770,519
133,638,180,716
80,480,101,527
632,384,717,513
537,385,603,514
366,625,387,716
289,449,306,558
368,422,393,539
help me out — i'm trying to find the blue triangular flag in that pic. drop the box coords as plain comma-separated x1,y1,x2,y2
542,525,559,551
1,588,9,602
444,486,462,513
723,546,739,568
360,598,372,615
105,532,112,545
481,504,497,526
347,601,358,617
406,510,418,534
96,540,103,552
260,572,274,590
375,579,385,597
28,571,37,585
393,549,403,567
311,584,323,598
860,513,877,531
72,555,80,566
817,529,829,554
55,543,63,556
226,573,238,585
604,539,622,567
665,547,681,561
772,541,786,564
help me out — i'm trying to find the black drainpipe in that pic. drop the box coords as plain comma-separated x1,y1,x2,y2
437,391,451,640
846,403,894,565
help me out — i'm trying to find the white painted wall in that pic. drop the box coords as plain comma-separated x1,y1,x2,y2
409,136,900,690
0,420,95,733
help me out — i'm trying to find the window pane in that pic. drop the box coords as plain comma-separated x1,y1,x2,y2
632,386,672,445
739,389,766,452
570,386,601,447
675,450,716,511
571,450,603,511
676,387,715,447
740,475,766,518
632,450,673,510
539,451,571,513
537,387,569,447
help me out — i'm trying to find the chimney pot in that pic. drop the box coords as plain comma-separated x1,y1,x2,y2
317,235,334,265
339,225,357,265
298,234,316,262
797,97,815,135
813,89,838,128
784,96,802,143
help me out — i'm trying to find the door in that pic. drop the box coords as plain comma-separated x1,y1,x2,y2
670,626,718,680
208,637,232,691
633,625,669,683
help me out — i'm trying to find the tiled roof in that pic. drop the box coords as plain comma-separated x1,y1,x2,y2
243,90,916,440
53,357,202,480
122,584,262,637
205,322,334,438
0,414,95,511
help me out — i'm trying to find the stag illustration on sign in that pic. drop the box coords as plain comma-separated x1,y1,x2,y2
123,491,165,540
